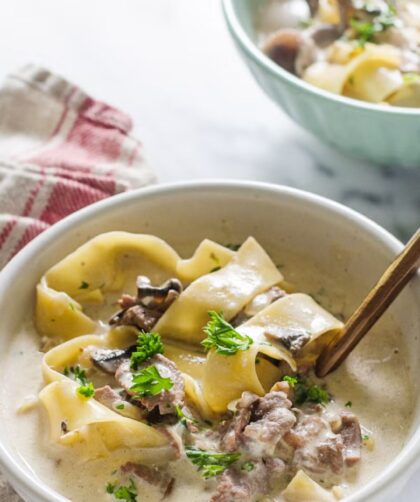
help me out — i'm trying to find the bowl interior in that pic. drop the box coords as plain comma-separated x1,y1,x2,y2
0,182,419,501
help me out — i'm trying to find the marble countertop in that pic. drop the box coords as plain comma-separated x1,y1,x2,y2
0,0,418,500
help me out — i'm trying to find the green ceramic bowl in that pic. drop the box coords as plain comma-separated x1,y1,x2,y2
222,0,420,167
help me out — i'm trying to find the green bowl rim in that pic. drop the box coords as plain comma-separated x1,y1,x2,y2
222,0,420,116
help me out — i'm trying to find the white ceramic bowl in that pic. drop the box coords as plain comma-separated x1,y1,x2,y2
0,180,419,502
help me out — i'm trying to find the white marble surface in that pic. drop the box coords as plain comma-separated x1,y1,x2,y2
0,0,418,500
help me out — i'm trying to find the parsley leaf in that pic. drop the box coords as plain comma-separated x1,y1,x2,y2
106,479,137,501
130,331,164,369
175,404,199,428
77,382,95,398
241,461,255,472
282,375,299,387
201,311,253,356
282,375,330,406
130,365,173,397
79,281,89,289
186,447,240,478
64,365,95,399
350,3,396,46
294,379,329,405
345,400,352,408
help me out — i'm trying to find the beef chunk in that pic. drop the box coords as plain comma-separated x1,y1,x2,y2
339,412,362,467
211,458,285,502
292,416,345,476
221,391,296,456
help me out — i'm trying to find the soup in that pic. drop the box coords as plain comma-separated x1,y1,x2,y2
257,0,420,106
0,233,413,501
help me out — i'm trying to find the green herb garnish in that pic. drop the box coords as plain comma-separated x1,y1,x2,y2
201,311,253,356
64,365,95,399
362,434,370,441
106,479,137,501
130,365,173,398
77,382,95,398
241,461,255,472
175,404,199,428
350,3,396,46
295,380,329,405
281,375,329,405
345,400,353,408
185,447,240,478
403,73,420,83
115,403,125,410
79,281,89,290
130,331,164,369
282,375,299,387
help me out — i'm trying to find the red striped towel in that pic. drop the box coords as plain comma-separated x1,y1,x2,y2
0,65,155,269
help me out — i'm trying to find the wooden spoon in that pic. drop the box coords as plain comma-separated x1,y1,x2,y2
316,228,420,378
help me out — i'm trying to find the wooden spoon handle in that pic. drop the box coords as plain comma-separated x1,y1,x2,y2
316,228,420,378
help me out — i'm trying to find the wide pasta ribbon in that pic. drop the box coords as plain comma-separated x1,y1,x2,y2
35,232,234,340
35,232,344,457
202,293,343,412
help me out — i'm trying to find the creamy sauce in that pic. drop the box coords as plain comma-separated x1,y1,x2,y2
0,252,414,502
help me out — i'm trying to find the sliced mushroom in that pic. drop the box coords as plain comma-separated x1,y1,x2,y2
91,347,134,374
263,29,306,74
265,326,311,353
109,276,183,329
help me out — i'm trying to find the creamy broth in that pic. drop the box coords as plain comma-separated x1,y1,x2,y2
0,236,414,502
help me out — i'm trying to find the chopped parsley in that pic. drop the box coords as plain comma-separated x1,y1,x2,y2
362,434,370,441
350,3,397,46
130,365,173,398
300,18,313,28
185,447,241,478
201,311,253,356
79,281,89,289
282,375,329,405
282,375,299,387
115,403,125,410
345,401,353,408
241,461,255,472
64,365,95,399
106,479,137,501
403,73,420,83
130,331,164,369
175,404,199,428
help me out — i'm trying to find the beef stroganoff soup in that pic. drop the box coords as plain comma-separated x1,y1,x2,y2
0,233,413,501
257,0,420,106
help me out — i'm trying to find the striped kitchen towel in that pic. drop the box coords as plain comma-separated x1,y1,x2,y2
0,65,155,269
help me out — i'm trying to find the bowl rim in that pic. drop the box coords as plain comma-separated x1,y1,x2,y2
222,0,420,116
0,179,418,502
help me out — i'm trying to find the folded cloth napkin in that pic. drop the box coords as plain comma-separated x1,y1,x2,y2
0,64,155,500
0,64,155,270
